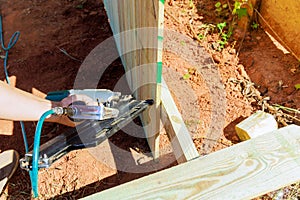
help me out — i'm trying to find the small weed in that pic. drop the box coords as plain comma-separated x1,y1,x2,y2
251,22,259,29
188,0,195,9
217,22,227,33
182,67,196,80
215,2,229,18
197,34,204,40
215,2,222,13
232,0,251,19
236,8,248,19
180,41,186,46
216,22,232,50
295,84,300,90
182,73,190,80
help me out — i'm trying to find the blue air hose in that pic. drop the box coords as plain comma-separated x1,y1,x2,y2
0,15,20,84
0,16,29,153
30,109,56,198
0,15,42,197
0,16,60,198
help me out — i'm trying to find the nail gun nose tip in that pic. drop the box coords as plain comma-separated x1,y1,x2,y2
145,99,154,105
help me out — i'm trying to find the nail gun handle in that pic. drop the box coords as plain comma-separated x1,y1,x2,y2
45,90,71,101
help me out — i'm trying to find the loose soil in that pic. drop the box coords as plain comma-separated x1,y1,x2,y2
0,0,299,199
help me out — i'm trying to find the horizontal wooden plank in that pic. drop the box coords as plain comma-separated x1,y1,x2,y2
82,125,300,200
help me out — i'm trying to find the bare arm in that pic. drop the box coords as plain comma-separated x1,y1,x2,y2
0,80,94,126
0,80,56,121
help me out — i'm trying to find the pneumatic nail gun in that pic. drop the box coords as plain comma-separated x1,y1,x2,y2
20,89,153,170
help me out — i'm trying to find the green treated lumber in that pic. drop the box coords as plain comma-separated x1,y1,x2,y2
102,0,164,160
161,78,199,163
82,125,300,200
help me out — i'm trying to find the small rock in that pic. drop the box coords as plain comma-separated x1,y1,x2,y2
211,42,220,51
228,48,236,55
290,68,297,74
212,53,222,63
89,11,98,16
256,36,262,40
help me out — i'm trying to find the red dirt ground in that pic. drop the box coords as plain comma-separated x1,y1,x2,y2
0,0,299,199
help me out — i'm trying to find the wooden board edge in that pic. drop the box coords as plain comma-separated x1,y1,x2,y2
160,78,199,163
81,125,300,200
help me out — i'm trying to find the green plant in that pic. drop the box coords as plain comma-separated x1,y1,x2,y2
216,22,232,50
182,67,196,80
180,41,186,46
295,84,300,90
217,22,227,33
182,73,190,80
215,2,229,17
197,34,204,40
188,0,195,9
251,22,259,29
232,0,248,19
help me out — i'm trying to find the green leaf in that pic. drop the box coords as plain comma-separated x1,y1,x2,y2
215,2,222,8
251,22,259,29
232,1,241,14
235,1,241,7
236,8,248,19
219,40,226,46
183,73,190,80
222,3,228,9
197,34,204,40
217,22,226,32
189,0,194,9
216,7,222,12
295,84,300,90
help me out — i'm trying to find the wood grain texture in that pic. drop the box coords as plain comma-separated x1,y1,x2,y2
161,78,199,163
82,125,300,200
102,0,164,159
